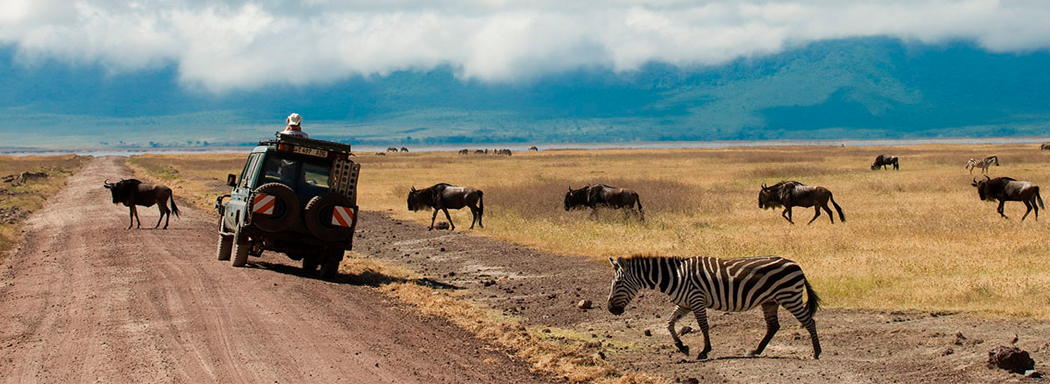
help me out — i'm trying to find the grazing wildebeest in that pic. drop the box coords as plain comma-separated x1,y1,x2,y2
495,149,512,156
473,149,485,154
375,152,386,156
400,147,409,152
1041,143,1050,151
564,184,644,220
387,147,398,152
758,181,845,224
407,183,484,230
966,156,999,174
528,146,539,152
103,179,180,229
971,176,1044,221
871,155,899,170
458,149,469,155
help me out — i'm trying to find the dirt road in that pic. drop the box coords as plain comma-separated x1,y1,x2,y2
0,157,551,383
355,211,1050,383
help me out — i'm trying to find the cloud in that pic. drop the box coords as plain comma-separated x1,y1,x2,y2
2,0,1049,92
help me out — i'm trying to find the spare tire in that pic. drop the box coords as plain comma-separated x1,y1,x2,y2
251,183,300,232
304,193,354,242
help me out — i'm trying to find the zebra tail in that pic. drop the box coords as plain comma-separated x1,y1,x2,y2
830,193,845,222
804,279,821,317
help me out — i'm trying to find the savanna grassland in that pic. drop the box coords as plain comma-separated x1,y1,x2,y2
0,155,90,256
132,145,1050,319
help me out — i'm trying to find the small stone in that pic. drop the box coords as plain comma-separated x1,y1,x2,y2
942,347,954,356
577,300,593,310
644,329,652,337
987,346,1036,374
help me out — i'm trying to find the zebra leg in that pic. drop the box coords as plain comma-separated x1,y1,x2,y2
692,308,712,360
666,305,690,355
806,206,822,225
778,292,822,359
748,301,780,357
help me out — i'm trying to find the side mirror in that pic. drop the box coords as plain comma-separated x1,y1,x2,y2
227,174,237,187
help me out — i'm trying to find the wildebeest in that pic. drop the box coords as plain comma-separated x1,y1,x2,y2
758,181,844,224
103,179,180,229
400,147,409,152
386,147,398,152
375,152,385,156
473,149,486,154
871,155,899,170
1041,143,1050,151
971,176,1044,221
564,184,644,220
528,146,539,152
458,149,469,155
966,156,999,174
495,149,512,156
407,183,484,230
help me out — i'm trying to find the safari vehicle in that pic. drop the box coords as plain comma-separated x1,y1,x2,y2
216,133,360,278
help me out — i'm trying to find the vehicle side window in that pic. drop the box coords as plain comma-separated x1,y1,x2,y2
238,154,261,189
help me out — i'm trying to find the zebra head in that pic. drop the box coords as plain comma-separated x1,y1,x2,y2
607,257,643,316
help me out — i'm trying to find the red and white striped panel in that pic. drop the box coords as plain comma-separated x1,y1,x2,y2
331,206,354,227
253,193,276,215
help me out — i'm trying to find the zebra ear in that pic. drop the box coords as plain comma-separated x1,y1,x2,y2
608,258,619,269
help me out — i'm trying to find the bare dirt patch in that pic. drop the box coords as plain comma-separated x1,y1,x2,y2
0,157,554,383
354,210,1050,382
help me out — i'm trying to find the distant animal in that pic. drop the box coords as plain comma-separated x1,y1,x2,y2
565,184,644,220
966,156,999,174
871,155,899,170
495,149,512,156
386,147,398,152
474,149,485,154
758,181,844,224
458,149,469,155
1041,143,1050,151
528,146,539,152
375,152,385,156
407,183,484,231
400,147,409,153
971,176,1044,221
103,179,180,229
607,256,821,360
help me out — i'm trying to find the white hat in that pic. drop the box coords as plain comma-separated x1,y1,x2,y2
286,113,302,126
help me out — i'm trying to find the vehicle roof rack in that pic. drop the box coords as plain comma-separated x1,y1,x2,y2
260,133,352,154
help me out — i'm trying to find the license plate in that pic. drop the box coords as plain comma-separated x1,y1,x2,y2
294,146,327,158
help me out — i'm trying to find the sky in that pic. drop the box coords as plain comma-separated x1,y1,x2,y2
3,0,1050,93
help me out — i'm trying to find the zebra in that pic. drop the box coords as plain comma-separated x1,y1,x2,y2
607,255,821,360
966,156,999,174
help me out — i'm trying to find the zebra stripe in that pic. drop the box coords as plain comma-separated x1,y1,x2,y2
607,255,821,360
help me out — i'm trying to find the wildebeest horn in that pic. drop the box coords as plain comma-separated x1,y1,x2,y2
103,178,113,187
410,186,416,192
984,175,990,180
761,183,767,189
972,177,977,184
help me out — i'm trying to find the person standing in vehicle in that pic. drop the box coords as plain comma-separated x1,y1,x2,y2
280,113,309,138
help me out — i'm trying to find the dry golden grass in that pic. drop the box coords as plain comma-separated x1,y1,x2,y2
127,153,246,212
350,145,1050,319
0,154,90,257
137,146,1050,318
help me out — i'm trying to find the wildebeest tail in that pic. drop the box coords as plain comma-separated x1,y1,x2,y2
170,194,181,218
829,192,845,222
804,279,821,318
476,190,484,216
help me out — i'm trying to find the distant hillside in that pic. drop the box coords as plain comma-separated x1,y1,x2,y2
2,37,1049,150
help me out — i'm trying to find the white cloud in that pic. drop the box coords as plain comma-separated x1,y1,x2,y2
1,0,1048,92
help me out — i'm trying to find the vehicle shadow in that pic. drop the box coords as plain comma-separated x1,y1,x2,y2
249,260,462,290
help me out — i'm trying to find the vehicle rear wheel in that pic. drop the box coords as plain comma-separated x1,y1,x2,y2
304,193,354,242
251,183,301,233
231,233,250,267
320,250,344,279
302,255,320,274
216,234,233,261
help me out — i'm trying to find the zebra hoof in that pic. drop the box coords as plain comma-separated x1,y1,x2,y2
675,343,689,355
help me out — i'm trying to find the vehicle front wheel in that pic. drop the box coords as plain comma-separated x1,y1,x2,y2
216,234,233,261
231,234,250,267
